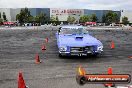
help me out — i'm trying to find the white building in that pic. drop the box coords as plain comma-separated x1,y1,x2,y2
1,8,132,23
0,8,12,21
120,10,132,23
0,8,21,21
50,8,84,21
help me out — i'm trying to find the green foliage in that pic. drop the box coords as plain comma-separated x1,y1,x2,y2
16,8,47,25
2,12,7,21
28,16,34,23
56,16,59,21
79,14,98,23
50,16,59,22
16,8,31,23
113,13,120,23
105,11,113,23
50,16,55,21
50,16,59,25
90,14,98,22
38,12,47,24
34,16,39,23
67,16,76,24
79,15,90,23
16,14,19,21
0,18,3,23
122,16,129,25
0,13,3,23
0,12,1,18
102,11,120,24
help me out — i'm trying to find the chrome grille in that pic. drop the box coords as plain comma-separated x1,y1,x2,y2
70,46,93,53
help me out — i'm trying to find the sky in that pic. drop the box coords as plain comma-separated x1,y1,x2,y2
0,0,132,10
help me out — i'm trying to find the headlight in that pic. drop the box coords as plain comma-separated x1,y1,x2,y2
97,45,103,51
59,46,67,51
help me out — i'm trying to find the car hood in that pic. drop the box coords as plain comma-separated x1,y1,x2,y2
58,34,102,47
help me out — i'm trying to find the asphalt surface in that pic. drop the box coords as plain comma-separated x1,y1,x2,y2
0,27,132,88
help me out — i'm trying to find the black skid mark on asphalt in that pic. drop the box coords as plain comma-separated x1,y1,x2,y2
0,79,16,83
0,80,5,84
105,30,111,32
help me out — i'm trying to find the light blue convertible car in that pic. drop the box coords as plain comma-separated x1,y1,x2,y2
56,25,103,57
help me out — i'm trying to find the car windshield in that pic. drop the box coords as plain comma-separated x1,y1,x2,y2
59,27,88,34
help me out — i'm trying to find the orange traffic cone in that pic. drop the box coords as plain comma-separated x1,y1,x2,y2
45,38,48,43
35,54,41,64
128,56,132,59
18,71,26,88
111,41,115,49
41,44,46,51
104,83,114,87
104,67,114,87
108,67,112,74
78,65,86,76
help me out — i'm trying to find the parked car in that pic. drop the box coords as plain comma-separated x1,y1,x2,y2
56,25,103,57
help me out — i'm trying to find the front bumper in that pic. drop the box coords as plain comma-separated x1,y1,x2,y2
59,51,102,56
59,46,103,56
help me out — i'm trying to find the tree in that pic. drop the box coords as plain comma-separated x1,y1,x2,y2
0,18,3,23
79,15,90,23
50,16,59,25
0,12,1,18
56,16,59,21
28,16,34,23
67,16,76,24
50,15,55,21
35,16,39,23
102,11,120,24
34,12,47,24
55,16,59,25
37,12,47,24
102,14,106,23
105,11,113,24
0,12,3,23
2,12,7,21
90,14,98,22
50,16,59,22
16,14,19,21
113,13,120,23
16,8,31,24
122,16,129,25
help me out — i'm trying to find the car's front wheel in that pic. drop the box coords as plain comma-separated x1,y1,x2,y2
59,53,63,57
93,53,102,58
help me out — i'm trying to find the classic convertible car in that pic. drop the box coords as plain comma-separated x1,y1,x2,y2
56,25,103,57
